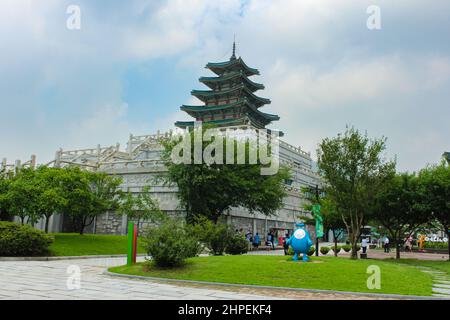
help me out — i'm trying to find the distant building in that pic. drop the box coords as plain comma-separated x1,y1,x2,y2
5,44,323,240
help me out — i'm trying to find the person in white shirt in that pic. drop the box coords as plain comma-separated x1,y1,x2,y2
384,237,390,253
361,238,368,254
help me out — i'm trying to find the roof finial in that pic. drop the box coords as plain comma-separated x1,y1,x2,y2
231,35,236,60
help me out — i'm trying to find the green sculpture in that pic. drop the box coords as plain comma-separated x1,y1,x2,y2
312,204,324,238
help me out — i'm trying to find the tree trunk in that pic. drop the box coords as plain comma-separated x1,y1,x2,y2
447,228,450,262
45,215,50,233
333,230,338,257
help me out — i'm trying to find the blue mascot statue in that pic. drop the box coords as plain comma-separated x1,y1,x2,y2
286,223,313,262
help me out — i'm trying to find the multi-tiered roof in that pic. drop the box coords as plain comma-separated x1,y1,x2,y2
175,43,279,130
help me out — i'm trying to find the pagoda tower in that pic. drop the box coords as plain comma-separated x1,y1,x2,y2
175,43,279,130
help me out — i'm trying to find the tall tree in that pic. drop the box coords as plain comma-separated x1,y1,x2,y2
419,162,450,260
317,127,396,259
60,168,123,234
0,172,12,221
161,127,290,223
373,173,429,259
33,167,67,233
6,168,40,225
119,186,166,230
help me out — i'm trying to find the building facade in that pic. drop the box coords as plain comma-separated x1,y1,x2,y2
3,46,322,241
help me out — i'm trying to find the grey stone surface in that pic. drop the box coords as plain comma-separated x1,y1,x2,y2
0,257,270,300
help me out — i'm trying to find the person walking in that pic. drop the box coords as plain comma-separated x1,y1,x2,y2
384,236,390,253
283,232,290,255
404,237,412,253
253,233,261,250
361,237,368,254
245,231,252,251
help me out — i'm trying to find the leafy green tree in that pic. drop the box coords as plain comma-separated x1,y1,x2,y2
32,167,67,233
419,162,450,260
119,186,166,230
317,127,396,259
373,173,429,259
60,168,123,235
0,172,12,221
5,168,40,225
161,127,290,223
302,195,346,257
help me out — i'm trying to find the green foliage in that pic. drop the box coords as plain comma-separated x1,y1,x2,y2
60,168,123,234
320,246,330,255
161,126,290,223
331,245,341,254
119,186,166,227
373,172,429,259
418,162,450,259
191,217,233,255
142,219,201,268
342,245,352,252
225,233,248,255
0,221,53,256
423,242,448,250
317,126,396,259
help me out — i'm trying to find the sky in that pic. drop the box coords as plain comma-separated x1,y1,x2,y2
0,0,449,172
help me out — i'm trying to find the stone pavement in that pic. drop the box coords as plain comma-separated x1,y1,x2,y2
0,257,271,300
1,255,447,300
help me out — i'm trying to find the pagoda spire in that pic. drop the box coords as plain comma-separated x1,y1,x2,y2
230,38,236,60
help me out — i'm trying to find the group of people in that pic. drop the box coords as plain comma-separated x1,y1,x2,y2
380,236,414,253
245,230,279,250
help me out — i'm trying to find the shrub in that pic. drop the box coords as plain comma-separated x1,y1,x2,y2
192,218,233,256
320,246,330,255
331,245,341,254
225,234,248,255
356,245,361,252
342,245,352,252
142,220,201,268
423,242,447,250
0,222,53,256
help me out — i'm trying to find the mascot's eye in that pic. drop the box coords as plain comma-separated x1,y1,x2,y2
294,229,305,240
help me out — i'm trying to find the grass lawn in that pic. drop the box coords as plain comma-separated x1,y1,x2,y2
49,233,146,256
109,255,436,296
384,259,450,274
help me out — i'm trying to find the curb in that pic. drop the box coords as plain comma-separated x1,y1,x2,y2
103,270,448,300
0,254,148,262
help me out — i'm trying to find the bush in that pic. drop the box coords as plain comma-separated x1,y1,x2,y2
423,242,448,250
0,222,53,256
142,220,201,268
225,234,248,255
356,245,361,252
342,245,352,252
320,246,330,255
192,218,233,256
331,245,341,254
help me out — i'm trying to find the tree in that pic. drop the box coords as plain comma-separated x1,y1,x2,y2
317,127,396,259
302,195,346,257
119,186,166,230
0,172,12,221
60,168,123,235
32,167,67,233
419,162,450,260
373,173,429,259
5,168,40,225
161,127,290,223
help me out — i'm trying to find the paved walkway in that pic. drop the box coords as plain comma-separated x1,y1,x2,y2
0,257,271,300
0,257,413,300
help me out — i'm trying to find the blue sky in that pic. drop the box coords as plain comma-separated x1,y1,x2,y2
0,0,449,172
